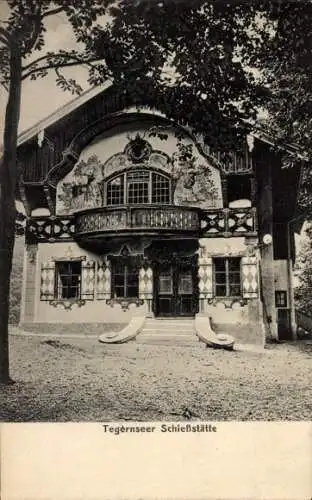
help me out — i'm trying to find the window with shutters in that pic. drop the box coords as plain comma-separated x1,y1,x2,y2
213,257,241,297
55,261,82,299
111,260,139,298
106,169,171,206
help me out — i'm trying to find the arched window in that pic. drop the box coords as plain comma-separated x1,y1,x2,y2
106,170,171,206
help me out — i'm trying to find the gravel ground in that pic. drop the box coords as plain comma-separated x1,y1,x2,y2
1,335,312,421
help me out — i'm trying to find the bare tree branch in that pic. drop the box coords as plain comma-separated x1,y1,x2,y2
22,53,103,72
22,56,107,80
0,36,9,46
42,7,64,19
0,80,8,91
0,27,10,45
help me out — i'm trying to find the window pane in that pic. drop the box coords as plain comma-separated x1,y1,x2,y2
114,286,125,298
114,274,125,287
229,284,241,296
152,173,170,204
214,258,226,272
128,182,149,204
228,258,241,271
213,257,241,298
178,272,193,294
216,285,226,297
127,286,139,298
125,264,139,297
127,171,149,181
56,261,81,299
111,260,139,298
229,272,241,284
159,267,173,294
215,271,226,284
107,175,124,205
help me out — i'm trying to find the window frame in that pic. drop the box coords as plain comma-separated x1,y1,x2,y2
275,290,288,308
111,259,140,299
213,257,242,298
105,169,172,206
54,260,82,300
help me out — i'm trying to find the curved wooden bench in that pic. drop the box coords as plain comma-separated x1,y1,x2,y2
98,316,146,344
195,316,235,350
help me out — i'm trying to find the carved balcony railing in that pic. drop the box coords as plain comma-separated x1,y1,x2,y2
26,207,257,242
75,205,201,237
201,207,257,237
26,216,75,242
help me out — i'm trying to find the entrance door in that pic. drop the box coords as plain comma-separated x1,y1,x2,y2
155,262,195,316
277,309,292,340
275,291,292,340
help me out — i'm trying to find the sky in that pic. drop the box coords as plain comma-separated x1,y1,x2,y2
0,3,92,145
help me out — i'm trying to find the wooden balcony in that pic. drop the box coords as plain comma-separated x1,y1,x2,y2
25,207,257,242
201,207,257,236
74,205,201,238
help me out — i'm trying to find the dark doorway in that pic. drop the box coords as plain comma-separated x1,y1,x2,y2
275,290,292,341
154,261,196,317
277,309,292,341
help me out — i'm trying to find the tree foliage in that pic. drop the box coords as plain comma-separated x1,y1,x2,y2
0,0,112,92
294,221,312,314
83,0,273,152
0,0,113,384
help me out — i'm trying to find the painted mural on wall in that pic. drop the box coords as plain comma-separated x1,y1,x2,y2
57,155,104,214
56,131,223,215
173,165,219,208
172,141,219,208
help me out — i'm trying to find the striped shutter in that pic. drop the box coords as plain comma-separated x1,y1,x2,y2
96,261,111,299
81,260,95,300
241,256,258,298
40,261,55,300
139,266,153,299
198,255,213,299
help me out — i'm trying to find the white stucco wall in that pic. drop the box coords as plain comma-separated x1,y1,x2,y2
198,236,262,328
34,241,147,324
199,236,249,256
56,120,223,214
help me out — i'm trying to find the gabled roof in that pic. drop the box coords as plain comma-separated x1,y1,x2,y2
17,83,109,147
16,82,308,164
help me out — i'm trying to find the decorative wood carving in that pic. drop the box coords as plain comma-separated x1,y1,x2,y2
201,207,257,237
26,216,75,241
49,299,86,310
207,297,248,309
106,298,144,311
26,207,257,242
75,205,200,236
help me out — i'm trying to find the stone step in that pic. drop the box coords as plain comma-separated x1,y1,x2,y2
139,318,196,345
137,334,199,346
145,322,194,330
144,321,194,328
141,332,195,337
145,317,194,321
142,327,194,333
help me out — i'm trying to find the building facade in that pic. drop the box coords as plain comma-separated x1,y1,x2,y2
17,86,303,345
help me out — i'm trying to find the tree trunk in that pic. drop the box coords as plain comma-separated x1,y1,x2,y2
0,46,22,384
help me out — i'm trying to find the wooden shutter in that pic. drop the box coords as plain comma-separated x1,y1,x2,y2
241,256,258,298
81,260,95,300
139,265,153,299
96,261,111,300
40,261,55,300
198,255,213,299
